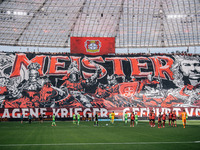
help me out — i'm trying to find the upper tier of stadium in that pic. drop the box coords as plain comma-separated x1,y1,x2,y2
0,0,199,49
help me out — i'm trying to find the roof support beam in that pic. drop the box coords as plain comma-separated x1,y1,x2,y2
64,0,87,46
114,0,125,39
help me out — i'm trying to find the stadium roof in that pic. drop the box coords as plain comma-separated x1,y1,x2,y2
0,0,199,48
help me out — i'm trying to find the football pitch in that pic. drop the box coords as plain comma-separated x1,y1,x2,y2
0,120,200,150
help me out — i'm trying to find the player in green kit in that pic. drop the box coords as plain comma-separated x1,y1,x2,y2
135,113,138,125
52,114,56,126
73,114,76,124
77,113,80,125
124,112,128,124
109,113,112,123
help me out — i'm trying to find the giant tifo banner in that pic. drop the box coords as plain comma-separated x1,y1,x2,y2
0,52,200,118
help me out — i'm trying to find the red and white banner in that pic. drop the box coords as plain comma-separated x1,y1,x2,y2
0,107,200,119
70,37,115,55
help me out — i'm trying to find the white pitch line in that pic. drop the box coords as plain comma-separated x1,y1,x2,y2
0,141,200,147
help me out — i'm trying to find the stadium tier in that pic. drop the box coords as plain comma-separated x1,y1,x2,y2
1,1,200,150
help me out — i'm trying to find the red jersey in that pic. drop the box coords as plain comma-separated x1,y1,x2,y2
149,113,152,120
131,114,135,120
158,114,162,122
172,113,176,120
162,114,166,120
151,113,155,120
169,113,172,119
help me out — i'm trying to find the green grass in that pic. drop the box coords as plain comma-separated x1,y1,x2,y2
0,120,200,150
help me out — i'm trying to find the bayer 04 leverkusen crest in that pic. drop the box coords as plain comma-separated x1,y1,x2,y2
119,82,140,97
85,40,101,53
70,37,115,55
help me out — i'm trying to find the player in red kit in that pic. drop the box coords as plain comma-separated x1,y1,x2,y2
162,112,166,128
151,110,155,127
130,112,135,127
158,112,162,128
172,111,177,127
148,112,152,126
168,110,173,126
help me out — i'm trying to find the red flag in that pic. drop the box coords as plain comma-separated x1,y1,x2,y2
70,37,115,55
